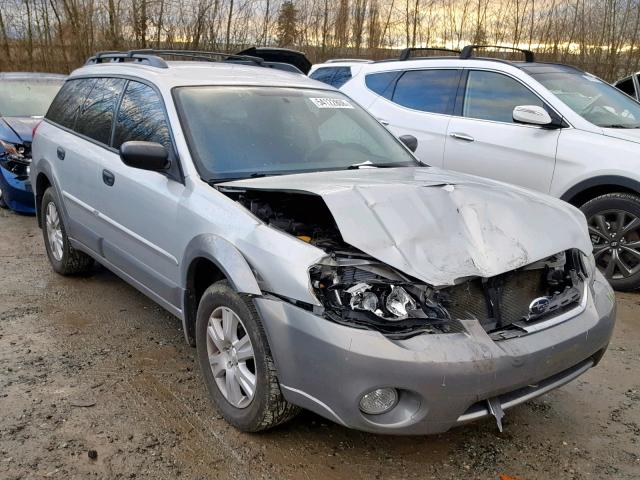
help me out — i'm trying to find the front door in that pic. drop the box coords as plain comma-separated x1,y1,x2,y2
444,69,560,193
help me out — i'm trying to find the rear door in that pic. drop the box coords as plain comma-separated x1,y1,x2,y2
364,68,461,167
444,69,560,192
43,78,123,252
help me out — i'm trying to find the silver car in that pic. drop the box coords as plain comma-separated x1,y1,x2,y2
31,50,616,435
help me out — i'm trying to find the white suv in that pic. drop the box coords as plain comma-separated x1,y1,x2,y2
339,45,640,291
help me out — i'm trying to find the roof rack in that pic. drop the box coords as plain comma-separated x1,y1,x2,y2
459,45,534,62
399,47,461,61
85,49,265,69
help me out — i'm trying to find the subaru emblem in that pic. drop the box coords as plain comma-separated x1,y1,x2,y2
528,297,550,316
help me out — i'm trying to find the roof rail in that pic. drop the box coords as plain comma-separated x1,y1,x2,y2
460,45,535,62
324,58,372,63
85,49,265,68
399,47,461,61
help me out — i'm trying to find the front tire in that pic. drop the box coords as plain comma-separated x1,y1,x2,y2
41,187,94,275
195,280,299,432
581,192,640,291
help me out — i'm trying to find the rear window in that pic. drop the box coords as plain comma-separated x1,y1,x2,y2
310,67,352,88
391,69,460,114
75,78,126,145
46,79,95,130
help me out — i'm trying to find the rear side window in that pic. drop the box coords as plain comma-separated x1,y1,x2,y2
463,70,544,123
309,67,336,84
310,67,352,88
616,77,636,99
46,79,95,130
75,78,126,145
330,67,352,87
113,81,172,151
365,72,400,99
391,69,460,114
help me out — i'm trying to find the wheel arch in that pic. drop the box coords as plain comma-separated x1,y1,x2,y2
560,175,640,207
35,171,52,228
181,234,262,346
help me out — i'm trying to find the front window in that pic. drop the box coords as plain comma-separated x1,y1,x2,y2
174,86,419,181
463,70,544,123
532,71,640,128
0,77,64,117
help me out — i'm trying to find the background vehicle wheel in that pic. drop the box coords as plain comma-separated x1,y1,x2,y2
41,187,94,275
195,280,299,432
0,187,7,209
581,192,640,291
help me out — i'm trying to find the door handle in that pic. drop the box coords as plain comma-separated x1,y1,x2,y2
56,146,65,160
449,132,475,142
378,118,390,126
102,169,115,186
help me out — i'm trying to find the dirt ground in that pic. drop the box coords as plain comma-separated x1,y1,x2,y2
0,208,638,480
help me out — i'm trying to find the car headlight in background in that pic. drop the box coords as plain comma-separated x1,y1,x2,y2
0,139,32,178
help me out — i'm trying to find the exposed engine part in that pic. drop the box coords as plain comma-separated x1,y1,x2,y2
223,189,361,254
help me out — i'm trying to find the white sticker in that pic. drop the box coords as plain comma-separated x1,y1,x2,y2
309,97,354,109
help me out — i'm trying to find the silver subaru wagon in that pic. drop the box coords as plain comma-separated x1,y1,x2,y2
31,50,616,435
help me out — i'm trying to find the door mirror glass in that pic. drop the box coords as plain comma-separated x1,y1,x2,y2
399,134,418,152
512,105,553,126
120,141,169,172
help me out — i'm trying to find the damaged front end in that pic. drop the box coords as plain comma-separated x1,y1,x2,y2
225,187,592,340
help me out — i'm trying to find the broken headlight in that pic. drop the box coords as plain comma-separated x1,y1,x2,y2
0,140,31,178
309,262,460,337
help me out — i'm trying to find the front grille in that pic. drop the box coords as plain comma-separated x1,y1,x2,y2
436,250,585,336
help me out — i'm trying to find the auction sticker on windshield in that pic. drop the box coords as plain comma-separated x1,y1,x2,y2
310,97,354,109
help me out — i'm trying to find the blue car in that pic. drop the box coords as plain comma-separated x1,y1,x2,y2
0,73,65,214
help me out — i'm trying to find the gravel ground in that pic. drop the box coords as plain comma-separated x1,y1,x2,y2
0,208,639,480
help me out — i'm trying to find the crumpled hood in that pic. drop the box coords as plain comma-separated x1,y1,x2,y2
602,127,640,144
0,116,39,144
221,167,592,285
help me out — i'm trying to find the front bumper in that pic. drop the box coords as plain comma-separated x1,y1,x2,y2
0,165,35,214
255,273,616,434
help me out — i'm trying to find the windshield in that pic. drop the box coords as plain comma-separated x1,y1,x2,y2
0,78,64,117
531,71,640,128
173,86,419,181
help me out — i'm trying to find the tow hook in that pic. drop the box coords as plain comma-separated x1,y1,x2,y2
487,397,505,432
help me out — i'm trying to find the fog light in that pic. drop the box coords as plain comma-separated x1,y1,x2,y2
359,388,398,415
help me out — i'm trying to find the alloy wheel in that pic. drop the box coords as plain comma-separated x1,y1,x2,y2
45,202,64,261
589,209,640,280
206,306,256,408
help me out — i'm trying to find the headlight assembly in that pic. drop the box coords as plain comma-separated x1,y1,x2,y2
309,262,460,337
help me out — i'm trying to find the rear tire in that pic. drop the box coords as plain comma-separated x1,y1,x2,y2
581,192,640,291
41,187,94,275
0,188,7,209
195,280,299,432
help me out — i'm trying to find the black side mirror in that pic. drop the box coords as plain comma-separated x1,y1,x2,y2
120,141,169,172
399,134,418,153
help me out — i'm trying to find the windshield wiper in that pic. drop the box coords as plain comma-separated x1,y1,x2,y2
601,124,640,129
347,161,421,170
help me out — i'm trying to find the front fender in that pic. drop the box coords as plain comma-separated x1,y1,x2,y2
182,233,262,296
